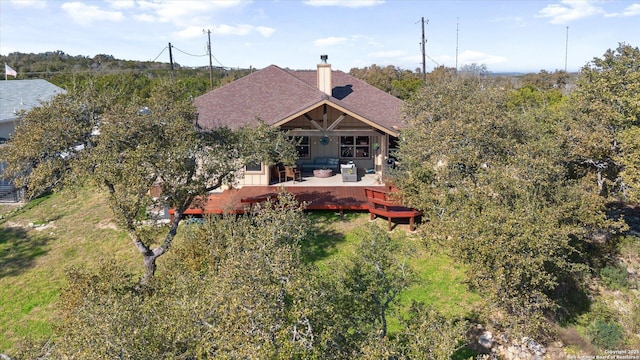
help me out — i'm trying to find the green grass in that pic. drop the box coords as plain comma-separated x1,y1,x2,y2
402,252,480,317
0,188,138,353
304,210,481,330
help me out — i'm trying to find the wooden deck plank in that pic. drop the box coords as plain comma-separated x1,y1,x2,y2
178,185,390,216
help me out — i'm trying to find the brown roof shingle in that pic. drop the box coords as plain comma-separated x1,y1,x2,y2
194,64,404,133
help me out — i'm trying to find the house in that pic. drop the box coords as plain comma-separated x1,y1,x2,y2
194,55,404,186
0,79,66,201
0,79,66,142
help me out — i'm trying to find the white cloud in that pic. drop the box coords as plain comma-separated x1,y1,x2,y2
255,26,276,37
537,0,605,24
217,24,273,37
175,24,275,39
304,0,384,8
314,36,349,46
140,0,246,24
106,0,135,10
623,3,640,16
61,2,124,26
458,50,507,66
174,26,205,39
608,3,640,17
9,0,46,9
134,13,157,23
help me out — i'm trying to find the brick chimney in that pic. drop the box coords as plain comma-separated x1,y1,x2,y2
317,54,332,96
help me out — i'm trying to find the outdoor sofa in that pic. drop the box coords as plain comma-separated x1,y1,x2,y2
299,157,340,172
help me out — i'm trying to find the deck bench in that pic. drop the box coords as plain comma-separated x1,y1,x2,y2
364,188,422,231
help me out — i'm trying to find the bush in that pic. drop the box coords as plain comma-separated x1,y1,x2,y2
587,319,623,348
600,263,629,290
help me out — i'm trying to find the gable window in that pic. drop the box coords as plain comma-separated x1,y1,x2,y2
340,136,370,159
291,136,310,159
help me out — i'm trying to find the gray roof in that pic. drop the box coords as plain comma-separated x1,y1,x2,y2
0,79,66,123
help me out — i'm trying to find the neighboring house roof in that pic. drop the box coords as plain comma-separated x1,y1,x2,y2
194,64,404,134
0,79,66,124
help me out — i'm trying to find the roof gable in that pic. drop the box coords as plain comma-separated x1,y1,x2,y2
194,64,404,134
0,79,66,122
195,65,327,130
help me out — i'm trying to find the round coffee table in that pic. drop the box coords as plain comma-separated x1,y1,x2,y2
313,169,333,178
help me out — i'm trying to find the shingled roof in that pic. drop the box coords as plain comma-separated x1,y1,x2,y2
0,79,65,123
194,64,404,134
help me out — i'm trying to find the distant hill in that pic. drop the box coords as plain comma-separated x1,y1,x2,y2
0,50,246,77
0,50,253,98
1,50,172,77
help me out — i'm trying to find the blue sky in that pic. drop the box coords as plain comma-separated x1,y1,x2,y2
1,0,639,73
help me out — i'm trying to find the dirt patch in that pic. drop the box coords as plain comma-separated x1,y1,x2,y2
556,326,597,355
33,222,56,231
96,219,120,231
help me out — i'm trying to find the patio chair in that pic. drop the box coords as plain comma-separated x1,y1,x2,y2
285,166,302,183
273,164,286,183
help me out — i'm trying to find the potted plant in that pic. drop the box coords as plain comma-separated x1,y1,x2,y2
372,143,380,151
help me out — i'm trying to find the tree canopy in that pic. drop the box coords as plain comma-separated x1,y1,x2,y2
393,65,625,338
566,43,640,202
1,79,298,284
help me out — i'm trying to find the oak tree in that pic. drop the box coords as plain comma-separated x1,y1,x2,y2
1,80,297,285
394,70,618,337
565,43,640,200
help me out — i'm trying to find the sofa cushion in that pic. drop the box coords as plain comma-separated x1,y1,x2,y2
300,157,340,171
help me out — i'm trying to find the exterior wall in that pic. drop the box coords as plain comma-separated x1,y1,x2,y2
0,121,17,141
238,165,270,186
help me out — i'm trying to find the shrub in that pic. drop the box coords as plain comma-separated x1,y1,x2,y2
599,263,629,290
587,319,623,348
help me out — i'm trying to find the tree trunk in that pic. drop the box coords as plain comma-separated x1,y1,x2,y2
141,251,158,286
597,170,607,197
136,208,184,287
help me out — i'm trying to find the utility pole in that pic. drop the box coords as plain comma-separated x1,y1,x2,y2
168,42,174,83
205,29,214,91
421,17,427,83
456,18,459,72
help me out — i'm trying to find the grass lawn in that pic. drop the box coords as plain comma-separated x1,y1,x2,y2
0,188,138,353
305,211,481,327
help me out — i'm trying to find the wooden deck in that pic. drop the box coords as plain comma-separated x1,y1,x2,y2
178,185,391,216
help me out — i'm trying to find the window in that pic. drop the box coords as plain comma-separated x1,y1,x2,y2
291,136,310,158
340,136,370,159
245,161,263,173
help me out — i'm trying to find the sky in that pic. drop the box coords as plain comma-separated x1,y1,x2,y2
1,0,639,73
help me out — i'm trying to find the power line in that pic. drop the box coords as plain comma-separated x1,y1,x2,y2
171,46,207,58
151,46,168,62
210,53,225,68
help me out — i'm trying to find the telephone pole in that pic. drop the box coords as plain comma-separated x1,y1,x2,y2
564,26,569,72
421,17,427,83
456,18,459,72
168,42,174,83
205,29,213,90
